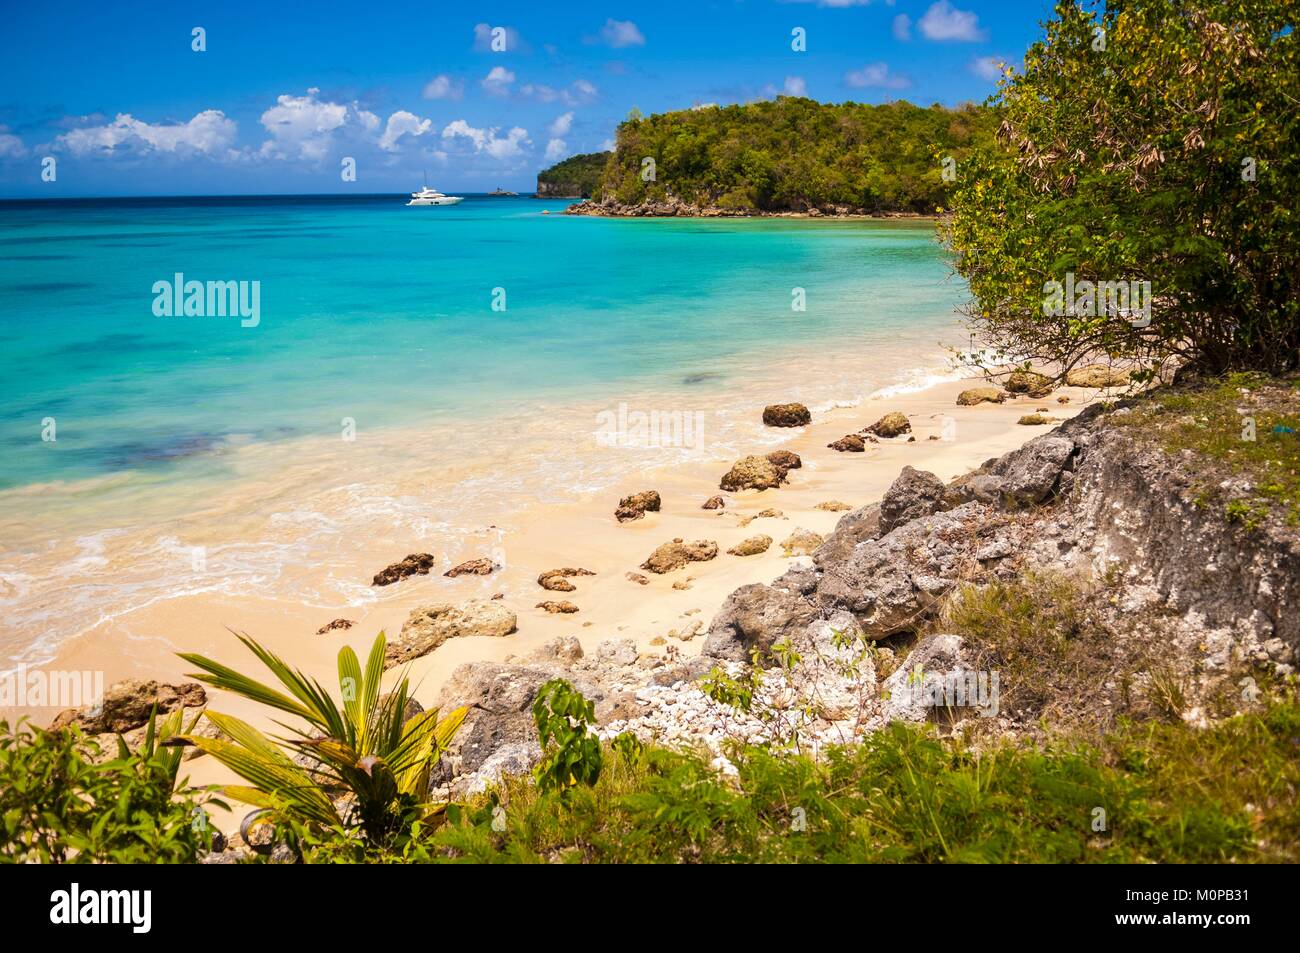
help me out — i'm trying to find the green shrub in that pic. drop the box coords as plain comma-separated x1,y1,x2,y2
532,679,603,798
0,710,219,863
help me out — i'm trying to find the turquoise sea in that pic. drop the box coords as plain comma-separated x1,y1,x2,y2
0,194,968,665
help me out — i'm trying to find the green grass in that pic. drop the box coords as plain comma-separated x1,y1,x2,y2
405,697,1298,864
1116,372,1300,528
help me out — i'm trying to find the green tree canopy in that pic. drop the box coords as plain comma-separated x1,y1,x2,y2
945,0,1299,377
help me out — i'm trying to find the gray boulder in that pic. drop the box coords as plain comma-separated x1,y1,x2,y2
703,581,820,662
879,466,948,534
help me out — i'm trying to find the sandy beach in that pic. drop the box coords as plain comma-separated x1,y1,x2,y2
2,365,1111,830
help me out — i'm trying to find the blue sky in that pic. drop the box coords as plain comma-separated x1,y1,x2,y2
0,0,1055,197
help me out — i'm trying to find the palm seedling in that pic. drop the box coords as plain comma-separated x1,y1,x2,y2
178,632,466,845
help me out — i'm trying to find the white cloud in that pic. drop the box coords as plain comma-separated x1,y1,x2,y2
481,66,516,97
0,126,27,158
970,56,1006,81
892,14,912,41
596,18,645,48
548,111,574,137
918,2,987,42
545,138,567,161
600,138,616,151
520,80,598,107
442,120,531,160
783,76,807,96
473,23,525,53
257,88,382,161
55,110,237,157
844,63,911,89
378,110,433,151
422,74,464,101
780,0,872,6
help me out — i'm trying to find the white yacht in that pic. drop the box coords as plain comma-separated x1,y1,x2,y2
406,176,463,206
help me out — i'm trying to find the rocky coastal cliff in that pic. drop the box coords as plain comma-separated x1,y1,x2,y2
423,395,1298,796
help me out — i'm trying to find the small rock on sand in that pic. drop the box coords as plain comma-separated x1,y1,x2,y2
780,529,824,556
615,490,661,523
626,571,650,585
445,557,497,577
702,495,726,510
641,538,718,574
766,450,802,474
727,534,772,556
762,403,811,427
1065,365,1129,388
372,553,436,586
535,600,579,614
865,412,911,438
1005,369,1054,398
956,387,1007,406
316,618,354,635
720,455,785,492
537,567,596,591
1018,413,1059,426
815,501,852,511
828,434,866,452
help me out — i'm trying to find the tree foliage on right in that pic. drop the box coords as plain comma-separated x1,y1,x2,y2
944,0,1298,378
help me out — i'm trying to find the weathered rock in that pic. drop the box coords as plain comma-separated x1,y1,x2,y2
720,455,786,492
728,534,773,556
1066,365,1129,388
702,495,726,510
445,557,497,577
865,411,912,438
781,529,825,556
737,508,785,527
766,450,803,475
1017,413,1058,426
956,387,1006,406
528,636,584,663
537,567,595,592
50,680,207,735
1005,369,1054,398
536,600,579,614
385,600,517,668
944,472,1006,507
703,582,821,662
828,434,866,452
879,466,948,534
815,500,852,512
372,553,436,586
762,403,811,427
641,538,718,574
880,634,983,722
625,571,650,585
813,503,987,639
986,434,1077,507
596,639,639,666
812,503,883,569
434,662,605,777
315,618,354,635
616,490,661,523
